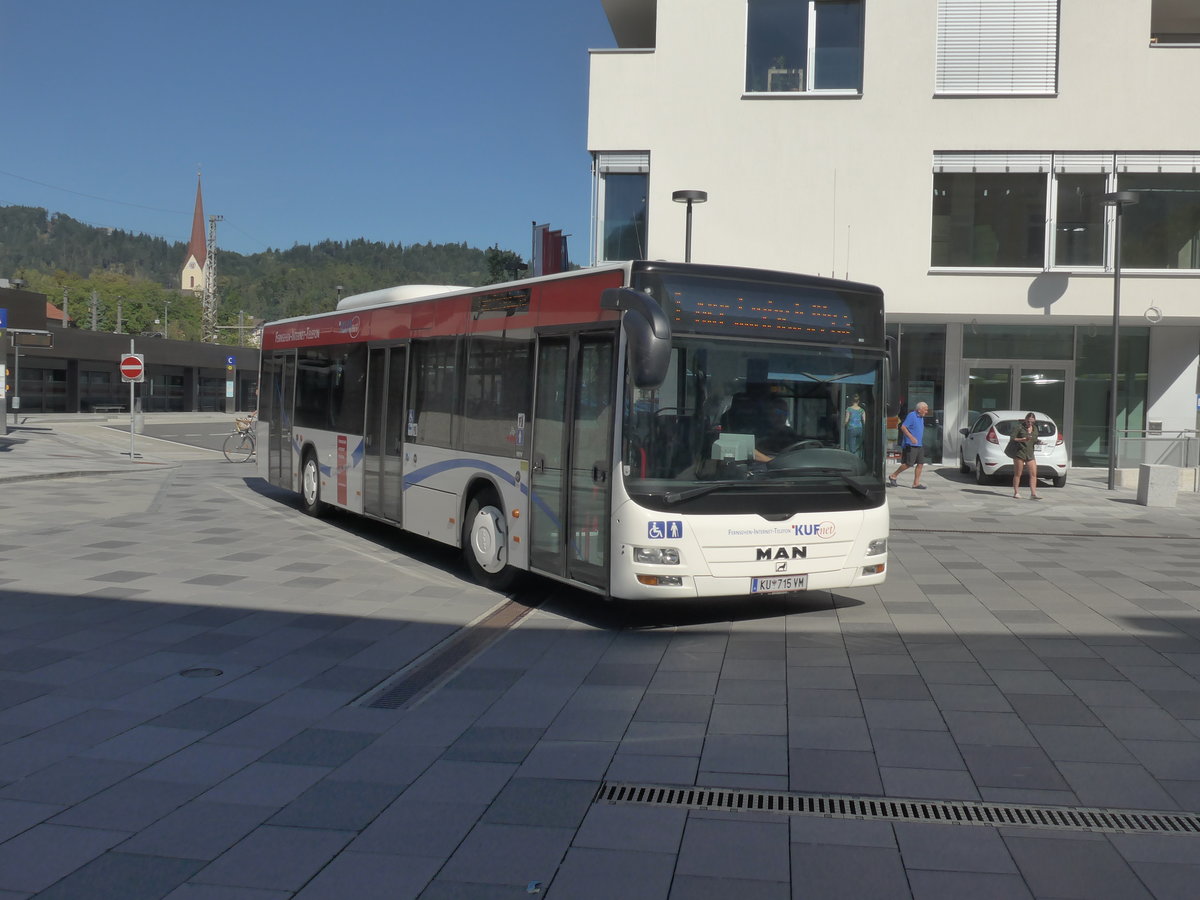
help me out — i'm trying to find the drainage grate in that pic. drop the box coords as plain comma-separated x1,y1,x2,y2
363,599,534,710
595,782,1200,836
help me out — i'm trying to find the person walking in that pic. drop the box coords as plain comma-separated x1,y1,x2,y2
844,394,866,458
1010,412,1041,500
889,401,929,489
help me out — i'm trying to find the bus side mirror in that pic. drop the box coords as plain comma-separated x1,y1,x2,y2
601,287,672,388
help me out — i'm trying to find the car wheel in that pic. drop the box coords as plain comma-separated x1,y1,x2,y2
301,451,326,517
974,457,990,485
959,449,970,474
1053,474,1067,488
462,493,517,591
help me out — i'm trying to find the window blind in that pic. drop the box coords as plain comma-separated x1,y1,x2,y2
936,0,1059,95
595,151,650,174
1115,152,1200,173
933,151,1051,172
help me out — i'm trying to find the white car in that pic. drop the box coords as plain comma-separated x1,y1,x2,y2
958,410,1069,488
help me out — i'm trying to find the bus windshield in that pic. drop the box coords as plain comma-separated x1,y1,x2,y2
621,335,886,513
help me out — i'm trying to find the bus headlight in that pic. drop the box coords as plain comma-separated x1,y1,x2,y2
866,538,887,556
633,547,680,565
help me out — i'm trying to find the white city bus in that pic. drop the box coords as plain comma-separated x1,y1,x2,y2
257,261,889,600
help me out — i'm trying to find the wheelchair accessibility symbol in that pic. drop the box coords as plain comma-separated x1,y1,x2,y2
648,521,683,540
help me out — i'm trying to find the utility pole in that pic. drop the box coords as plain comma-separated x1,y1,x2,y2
115,296,123,333
202,214,224,342
62,288,69,327
89,290,99,331
163,300,170,338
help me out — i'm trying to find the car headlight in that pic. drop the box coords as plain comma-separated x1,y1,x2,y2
633,547,680,565
866,538,887,556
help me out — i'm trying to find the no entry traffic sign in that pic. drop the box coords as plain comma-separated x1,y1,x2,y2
120,353,145,383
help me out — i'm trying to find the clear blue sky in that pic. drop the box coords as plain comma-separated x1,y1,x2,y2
0,0,615,261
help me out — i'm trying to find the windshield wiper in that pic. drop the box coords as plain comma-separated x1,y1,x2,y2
757,467,874,498
653,482,743,504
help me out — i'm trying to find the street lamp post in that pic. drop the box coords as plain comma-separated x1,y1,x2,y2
1102,190,1138,491
671,190,708,262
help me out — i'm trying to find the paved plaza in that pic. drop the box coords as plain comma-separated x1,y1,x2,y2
1,415,1200,898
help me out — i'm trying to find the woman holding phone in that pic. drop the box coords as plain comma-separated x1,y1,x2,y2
1011,412,1041,500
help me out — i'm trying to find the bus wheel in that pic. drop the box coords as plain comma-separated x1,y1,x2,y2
301,451,326,518
463,494,516,591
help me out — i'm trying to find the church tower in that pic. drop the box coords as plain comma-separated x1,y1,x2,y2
180,176,207,294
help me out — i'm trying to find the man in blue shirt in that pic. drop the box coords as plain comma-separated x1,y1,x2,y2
889,401,929,490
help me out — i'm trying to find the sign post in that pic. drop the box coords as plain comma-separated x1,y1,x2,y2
120,344,144,461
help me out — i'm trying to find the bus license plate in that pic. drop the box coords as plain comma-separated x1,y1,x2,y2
751,575,807,594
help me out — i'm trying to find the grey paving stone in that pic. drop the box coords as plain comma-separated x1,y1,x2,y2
675,816,789,882
0,797,63,843
1003,833,1154,899
606,753,699,785
788,715,872,751
0,757,142,805
82,724,207,763
854,674,932,701
482,777,597,829
50,778,202,831
942,710,1038,747
788,749,883,795
861,698,947,731
789,815,896,847
544,707,635,742
137,743,264,787
872,728,966,770
927,682,1013,712
259,728,376,767
437,822,574,887
1129,861,1200,900
879,766,982,801
785,666,857,691
400,759,516,806
1064,679,1156,708
290,850,440,900
907,870,1034,900
893,821,1018,873
193,825,353,891
573,802,687,854
989,669,1072,695
709,703,786,736
1092,705,1197,741
516,740,617,780
0,822,126,893
200,763,329,808
700,734,787,776
635,693,713,724
959,745,1069,791
1056,761,1181,810
620,721,706,757
543,846,676,900
351,798,485,857
790,844,911,899
149,699,264,733
32,851,203,900
268,778,403,830
713,678,787,705
787,688,862,717
1029,724,1136,764
1005,692,1102,726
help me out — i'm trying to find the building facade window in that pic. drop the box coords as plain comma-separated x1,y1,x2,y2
936,0,1058,95
1119,173,1200,269
592,152,649,263
931,171,1047,268
1151,0,1200,44
932,152,1200,271
745,0,864,94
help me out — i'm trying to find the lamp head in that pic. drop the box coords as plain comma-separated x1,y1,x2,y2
672,190,708,204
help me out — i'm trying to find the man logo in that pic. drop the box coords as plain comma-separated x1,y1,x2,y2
756,546,808,561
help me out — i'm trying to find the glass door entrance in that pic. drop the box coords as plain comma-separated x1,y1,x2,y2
963,360,1073,455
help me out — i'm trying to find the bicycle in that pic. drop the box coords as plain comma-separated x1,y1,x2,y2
222,415,257,463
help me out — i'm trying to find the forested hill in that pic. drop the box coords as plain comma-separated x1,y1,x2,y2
0,205,524,338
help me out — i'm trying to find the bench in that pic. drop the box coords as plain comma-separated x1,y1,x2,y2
92,406,126,414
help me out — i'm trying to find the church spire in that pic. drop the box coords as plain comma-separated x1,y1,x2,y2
181,172,207,294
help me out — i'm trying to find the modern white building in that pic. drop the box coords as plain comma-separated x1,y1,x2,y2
588,0,1200,470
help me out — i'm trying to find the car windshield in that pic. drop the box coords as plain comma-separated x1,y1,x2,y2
620,336,886,513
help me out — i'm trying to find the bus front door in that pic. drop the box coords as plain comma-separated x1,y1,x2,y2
530,333,614,592
363,347,406,523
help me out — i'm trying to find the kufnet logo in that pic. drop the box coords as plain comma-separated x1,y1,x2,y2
793,522,836,539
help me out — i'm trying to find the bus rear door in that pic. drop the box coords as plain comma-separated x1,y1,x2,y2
363,346,406,523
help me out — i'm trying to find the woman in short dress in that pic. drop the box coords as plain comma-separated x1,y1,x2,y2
1011,412,1040,500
